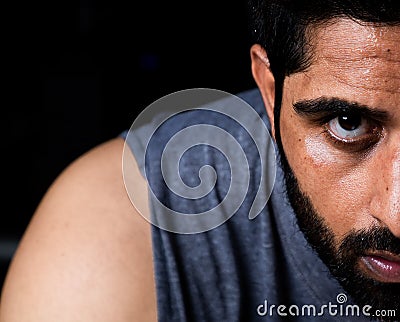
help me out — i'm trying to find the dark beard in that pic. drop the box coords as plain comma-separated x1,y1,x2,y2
276,142,400,321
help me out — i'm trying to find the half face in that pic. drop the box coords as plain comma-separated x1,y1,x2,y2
275,18,400,313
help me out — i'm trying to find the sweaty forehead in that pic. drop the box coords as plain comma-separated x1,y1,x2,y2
307,18,400,94
315,18,400,57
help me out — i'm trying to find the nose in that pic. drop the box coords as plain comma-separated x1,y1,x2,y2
371,147,400,238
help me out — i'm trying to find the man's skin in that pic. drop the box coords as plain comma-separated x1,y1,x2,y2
252,18,400,283
0,139,158,321
1,18,399,321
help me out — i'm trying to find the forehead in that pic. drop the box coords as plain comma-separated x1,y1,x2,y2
315,19,400,80
315,18,400,55
286,18,400,106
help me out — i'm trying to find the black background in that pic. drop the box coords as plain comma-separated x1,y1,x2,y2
2,0,256,290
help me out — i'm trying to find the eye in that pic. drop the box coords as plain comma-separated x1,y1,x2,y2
323,112,383,152
327,113,371,140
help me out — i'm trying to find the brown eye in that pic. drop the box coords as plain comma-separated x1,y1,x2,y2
328,113,370,140
337,114,362,131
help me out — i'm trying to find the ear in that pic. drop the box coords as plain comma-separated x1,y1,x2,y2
250,44,276,140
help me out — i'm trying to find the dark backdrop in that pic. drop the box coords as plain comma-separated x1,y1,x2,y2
2,0,256,290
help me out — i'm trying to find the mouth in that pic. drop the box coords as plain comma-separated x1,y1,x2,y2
360,251,400,283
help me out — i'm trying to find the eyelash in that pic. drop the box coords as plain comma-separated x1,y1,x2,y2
319,114,383,152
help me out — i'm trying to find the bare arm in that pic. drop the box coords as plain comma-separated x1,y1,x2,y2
0,138,157,322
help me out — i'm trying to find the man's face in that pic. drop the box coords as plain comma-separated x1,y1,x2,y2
278,19,400,314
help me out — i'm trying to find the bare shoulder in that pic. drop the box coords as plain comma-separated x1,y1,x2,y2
0,137,157,322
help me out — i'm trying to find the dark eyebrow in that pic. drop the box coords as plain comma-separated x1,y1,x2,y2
293,97,390,122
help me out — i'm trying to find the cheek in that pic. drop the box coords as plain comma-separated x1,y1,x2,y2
280,106,374,238
304,135,345,165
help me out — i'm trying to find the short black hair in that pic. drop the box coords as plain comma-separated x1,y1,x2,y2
249,0,400,82
247,0,400,149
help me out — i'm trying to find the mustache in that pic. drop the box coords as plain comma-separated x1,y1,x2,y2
339,226,400,256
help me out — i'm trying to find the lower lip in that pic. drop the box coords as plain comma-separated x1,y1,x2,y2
361,256,400,283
